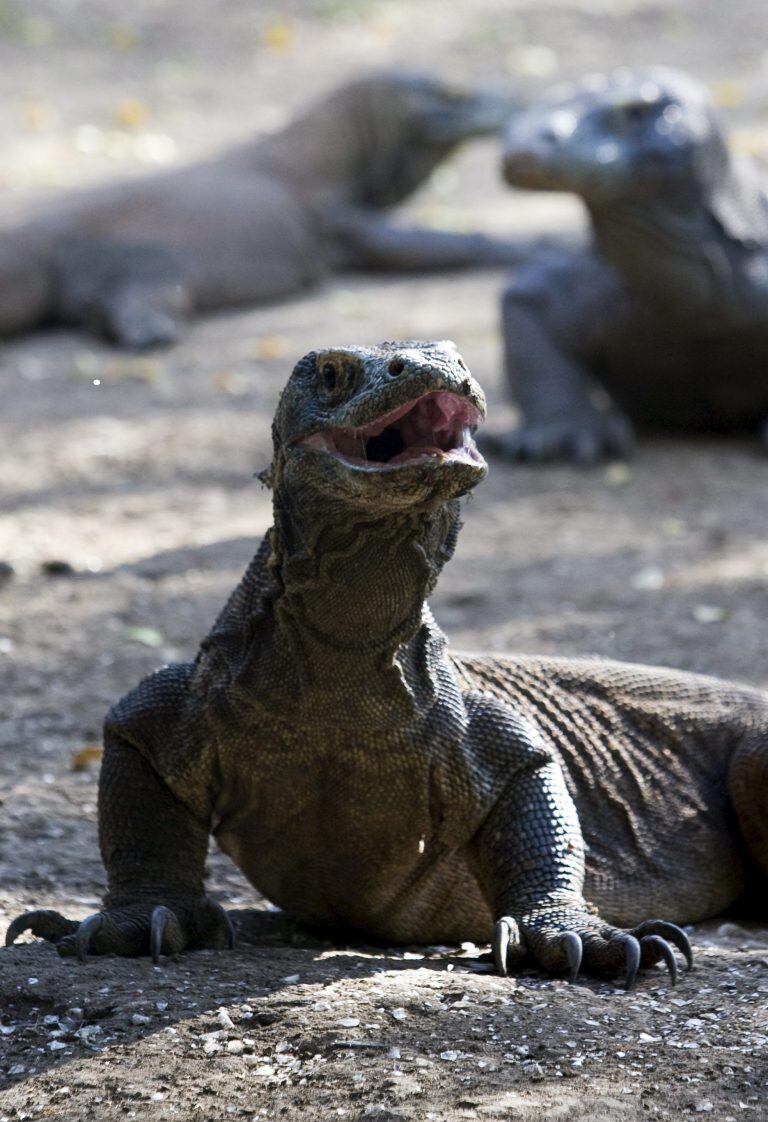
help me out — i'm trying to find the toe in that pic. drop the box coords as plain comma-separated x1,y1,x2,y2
632,920,693,971
640,934,678,985
151,906,186,963
560,931,583,982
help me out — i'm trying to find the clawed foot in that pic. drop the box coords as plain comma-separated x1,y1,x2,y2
5,897,235,964
493,913,692,988
480,414,634,465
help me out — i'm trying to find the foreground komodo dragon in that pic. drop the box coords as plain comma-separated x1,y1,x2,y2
8,342,768,985
0,73,525,349
484,67,768,463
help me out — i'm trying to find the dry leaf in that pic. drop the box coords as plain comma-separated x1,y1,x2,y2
115,98,150,130
71,746,103,772
262,18,295,54
254,335,288,361
126,626,164,647
710,80,745,109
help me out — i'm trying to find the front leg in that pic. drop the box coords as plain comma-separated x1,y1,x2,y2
468,696,691,986
325,205,537,271
7,733,233,962
484,251,633,464
52,239,191,350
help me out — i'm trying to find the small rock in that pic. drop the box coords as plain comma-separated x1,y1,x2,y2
226,1040,244,1055
338,1018,360,1028
631,567,665,591
692,604,727,624
41,559,75,577
217,1008,236,1030
281,974,300,984
440,1050,459,1061
48,1041,66,1051
131,1014,150,1025
391,1008,408,1021
694,1103,714,1114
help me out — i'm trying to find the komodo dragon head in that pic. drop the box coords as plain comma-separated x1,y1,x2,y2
320,73,517,208
267,341,487,514
501,67,730,203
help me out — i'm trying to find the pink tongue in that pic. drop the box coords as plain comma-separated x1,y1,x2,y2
400,393,459,446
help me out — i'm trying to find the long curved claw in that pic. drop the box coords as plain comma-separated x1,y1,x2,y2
560,931,583,983
150,905,185,964
5,910,79,948
623,935,641,990
493,917,512,977
632,920,693,971
75,913,104,963
640,934,677,986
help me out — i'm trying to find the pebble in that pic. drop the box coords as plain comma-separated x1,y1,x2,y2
131,1014,150,1026
217,1008,236,1030
226,1040,244,1055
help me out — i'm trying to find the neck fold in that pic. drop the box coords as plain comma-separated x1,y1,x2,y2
235,482,460,729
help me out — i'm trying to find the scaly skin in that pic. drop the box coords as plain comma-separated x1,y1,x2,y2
485,67,768,463
8,342,768,986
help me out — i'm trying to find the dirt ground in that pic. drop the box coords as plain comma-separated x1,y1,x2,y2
1,1,768,1119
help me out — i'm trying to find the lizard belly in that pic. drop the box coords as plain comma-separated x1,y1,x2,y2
212,727,492,944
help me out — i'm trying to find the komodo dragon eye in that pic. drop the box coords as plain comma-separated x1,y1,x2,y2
316,356,357,403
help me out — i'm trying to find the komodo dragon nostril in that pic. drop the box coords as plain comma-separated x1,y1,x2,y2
388,358,406,377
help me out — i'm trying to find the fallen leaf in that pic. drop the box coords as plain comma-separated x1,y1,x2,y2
71,746,103,772
126,626,164,648
115,98,150,129
603,462,632,488
261,18,295,53
710,80,745,108
253,335,288,361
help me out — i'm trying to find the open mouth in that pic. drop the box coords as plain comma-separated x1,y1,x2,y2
298,390,485,471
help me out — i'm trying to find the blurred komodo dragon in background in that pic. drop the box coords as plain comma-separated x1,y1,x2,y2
483,67,768,463
8,342,768,986
0,73,526,349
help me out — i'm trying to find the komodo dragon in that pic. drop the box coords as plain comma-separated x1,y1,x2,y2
0,73,525,350
483,67,768,463
8,342,768,986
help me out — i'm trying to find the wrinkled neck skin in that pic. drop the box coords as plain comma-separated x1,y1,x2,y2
235,87,448,210
238,474,461,730
588,183,732,315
